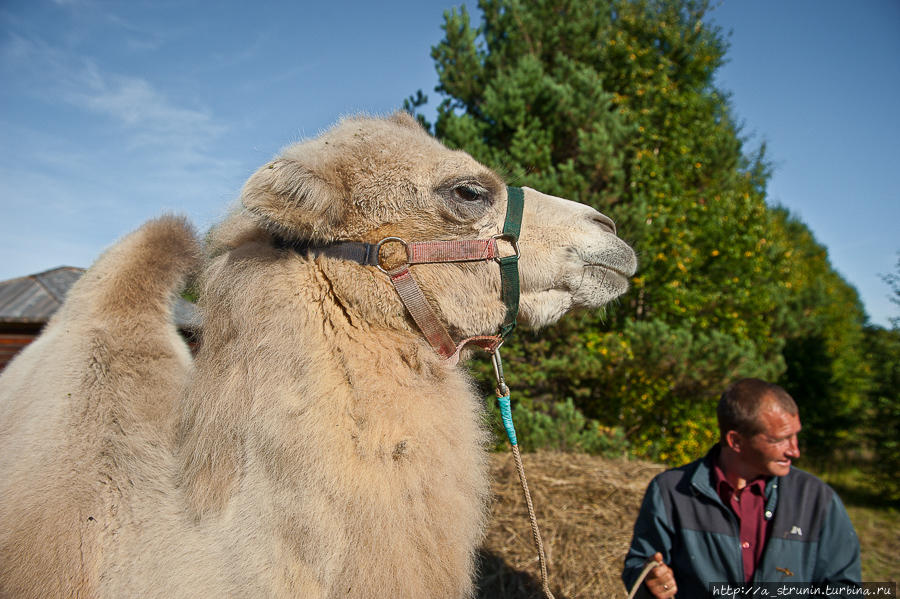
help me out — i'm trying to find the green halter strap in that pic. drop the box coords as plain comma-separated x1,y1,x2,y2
498,186,524,340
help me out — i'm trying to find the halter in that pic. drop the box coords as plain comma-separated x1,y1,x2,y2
274,186,525,364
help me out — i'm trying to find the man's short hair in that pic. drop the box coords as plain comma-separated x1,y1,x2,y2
717,378,798,439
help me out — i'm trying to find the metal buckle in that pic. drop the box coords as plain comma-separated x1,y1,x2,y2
491,233,520,261
374,237,409,274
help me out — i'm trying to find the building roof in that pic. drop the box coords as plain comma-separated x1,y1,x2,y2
0,266,198,329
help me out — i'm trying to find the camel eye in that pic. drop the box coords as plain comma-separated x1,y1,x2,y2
453,184,485,202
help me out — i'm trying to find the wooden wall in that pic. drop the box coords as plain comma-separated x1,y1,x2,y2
0,332,37,372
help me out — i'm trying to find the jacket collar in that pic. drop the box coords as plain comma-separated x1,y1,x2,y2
690,444,780,521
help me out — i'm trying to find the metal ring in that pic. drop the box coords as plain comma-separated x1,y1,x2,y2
374,237,408,274
491,233,520,260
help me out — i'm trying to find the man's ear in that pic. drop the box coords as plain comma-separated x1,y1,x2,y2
241,158,345,242
725,430,742,453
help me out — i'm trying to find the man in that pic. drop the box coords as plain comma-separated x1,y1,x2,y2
622,378,860,598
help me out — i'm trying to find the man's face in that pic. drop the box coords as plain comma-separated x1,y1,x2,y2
738,401,802,478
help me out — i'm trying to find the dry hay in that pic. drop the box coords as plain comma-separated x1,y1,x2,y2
476,451,665,599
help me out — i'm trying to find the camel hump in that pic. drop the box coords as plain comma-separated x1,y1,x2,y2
0,216,200,598
0,214,201,429
54,214,201,326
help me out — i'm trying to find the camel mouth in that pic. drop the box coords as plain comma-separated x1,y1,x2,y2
584,263,635,279
603,269,631,292
577,265,632,298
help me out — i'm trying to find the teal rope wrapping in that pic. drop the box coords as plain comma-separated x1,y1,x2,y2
497,395,518,446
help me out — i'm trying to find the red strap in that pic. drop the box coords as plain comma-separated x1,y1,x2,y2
388,266,457,359
388,265,504,363
406,239,497,264
276,235,507,361
385,238,508,361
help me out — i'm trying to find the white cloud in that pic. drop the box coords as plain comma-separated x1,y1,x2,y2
69,63,226,154
3,30,227,161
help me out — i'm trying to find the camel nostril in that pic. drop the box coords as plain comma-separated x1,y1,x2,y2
591,212,616,236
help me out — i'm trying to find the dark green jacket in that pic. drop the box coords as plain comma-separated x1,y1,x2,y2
623,446,860,598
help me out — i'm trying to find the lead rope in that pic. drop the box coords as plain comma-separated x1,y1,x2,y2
625,558,664,599
492,349,555,599
494,347,658,599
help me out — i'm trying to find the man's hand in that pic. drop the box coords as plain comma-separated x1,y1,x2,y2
644,552,677,598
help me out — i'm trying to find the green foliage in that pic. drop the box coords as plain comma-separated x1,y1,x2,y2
860,326,900,501
484,394,630,457
883,252,900,329
768,209,870,461
413,0,884,484
402,90,433,131
181,282,199,303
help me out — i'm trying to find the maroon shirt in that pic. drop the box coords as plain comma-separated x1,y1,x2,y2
712,462,771,582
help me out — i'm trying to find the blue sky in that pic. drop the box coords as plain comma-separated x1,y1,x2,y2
1,0,897,327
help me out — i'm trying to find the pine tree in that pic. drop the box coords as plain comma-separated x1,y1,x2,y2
410,0,871,464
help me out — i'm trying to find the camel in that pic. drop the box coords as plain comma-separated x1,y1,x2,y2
0,112,637,598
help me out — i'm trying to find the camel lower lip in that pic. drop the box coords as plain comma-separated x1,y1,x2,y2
584,266,631,291
585,264,630,278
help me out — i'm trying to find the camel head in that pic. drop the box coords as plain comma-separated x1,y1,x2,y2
239,112,637,346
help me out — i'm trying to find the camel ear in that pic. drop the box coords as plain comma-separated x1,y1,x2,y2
241,158,345,241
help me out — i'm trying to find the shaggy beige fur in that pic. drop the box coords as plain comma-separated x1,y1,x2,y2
0,113,636,598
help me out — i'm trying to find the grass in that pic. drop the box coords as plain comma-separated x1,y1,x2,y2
847,504,899,583
813,466,900,584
